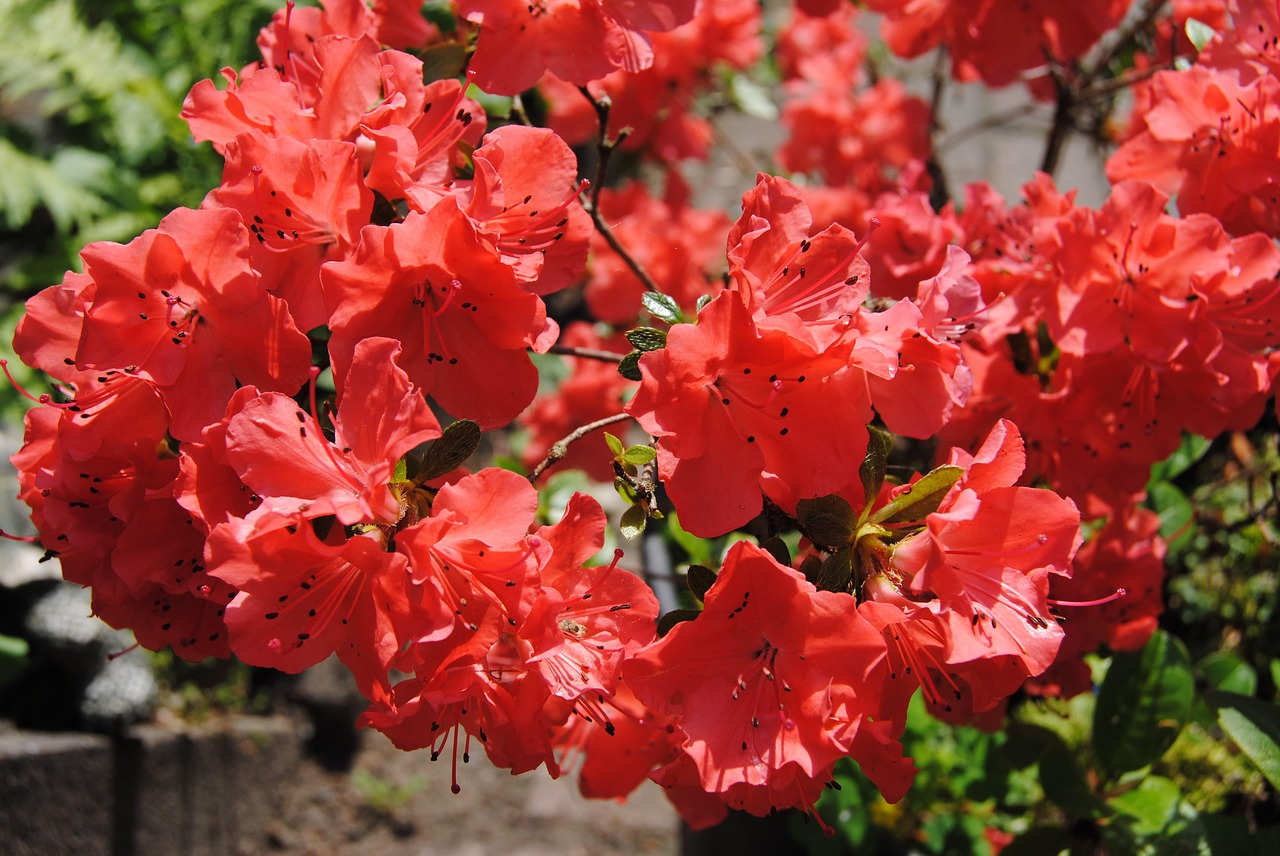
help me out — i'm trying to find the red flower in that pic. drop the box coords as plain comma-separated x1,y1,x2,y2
453,125,591,297
627,293,869,536
73,207,312,441
322,200,556,428
204,131,372,332
886,421,1080,681
459,0,697,95
628,541,899,810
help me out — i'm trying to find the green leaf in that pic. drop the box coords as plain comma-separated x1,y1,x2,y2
797,554,822,587
421,41,468,81
665,511,713,565
622,445,656,466
760,536,791,568
859,425,893,510
1148,480,1194,549
624,327,667,352
1094,630,1195,776
1208,690,1280,791
814,548,854,594
868,465,964,526
620,503,648,540
1109,775,1183,837
418,420,481,481
641,291,685,325
1199,652,1258,697
795,495,857,550
1149,432,1212,482
0,634,30,689
727,73,778,121
1185,17,1217,52
657,608,701,637
604,432,625,457
1039,735,1110,819
687,564,717,602
617,351,643,381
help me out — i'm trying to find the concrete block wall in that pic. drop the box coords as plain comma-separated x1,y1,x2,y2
0,717,301,856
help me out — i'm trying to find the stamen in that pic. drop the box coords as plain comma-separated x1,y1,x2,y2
764,218,880,316
0,359,75,409
1048,588,1127,608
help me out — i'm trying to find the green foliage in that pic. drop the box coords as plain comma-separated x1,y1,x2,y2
0,633,29,690
351,768,424,817
148,650,267,719
1094,630,1196,777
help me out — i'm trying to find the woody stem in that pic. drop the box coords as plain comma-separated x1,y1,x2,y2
577,86,663,295
528,412,634,484
547,344,625,363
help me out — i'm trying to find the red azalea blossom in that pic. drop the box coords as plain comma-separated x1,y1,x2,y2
321,200,556,429
628,541,907,815
458,0,698,95
627,293,869,536
73,206,312,441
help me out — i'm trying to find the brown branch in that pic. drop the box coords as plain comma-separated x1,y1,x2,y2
527,412,634,484
1079,0,1169,90
1078,63,1167,103
576,85,663,295
547,344,625,363
1039,66,1075,177
926,46,953,208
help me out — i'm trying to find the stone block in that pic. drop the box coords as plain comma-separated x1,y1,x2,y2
0,730,113,856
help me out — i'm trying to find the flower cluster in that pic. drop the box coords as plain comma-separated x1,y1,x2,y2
7,0,1280,832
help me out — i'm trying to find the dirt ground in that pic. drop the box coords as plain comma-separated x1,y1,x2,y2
263,727,681,856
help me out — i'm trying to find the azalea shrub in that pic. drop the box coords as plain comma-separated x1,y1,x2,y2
4,0,1280,851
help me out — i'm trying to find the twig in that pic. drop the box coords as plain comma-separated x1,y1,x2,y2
1039,64,1075,177
1079,0,1169,90
926,46,953,208
1078,63,1167,103
547,344,626,363
576,85,664,295
528,412,633,483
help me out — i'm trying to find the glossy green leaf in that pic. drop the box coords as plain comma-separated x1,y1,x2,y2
686,564,717,602
1110,775,1182,836
624,327,667,352
641,291,685,325
815,548,854,594
617,350,643,381
604,432,625,457
1148,480,1194,549
1094,630,1195,776
1199,652,1258,697
1185,17,1217,52
1208,690,1280,791
622,445,656,466
795,494,857,550
868,465,964,526
859,425,893,510
760,535,791,568
657,608,701,638
620,502,648,540
418,420,480,481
